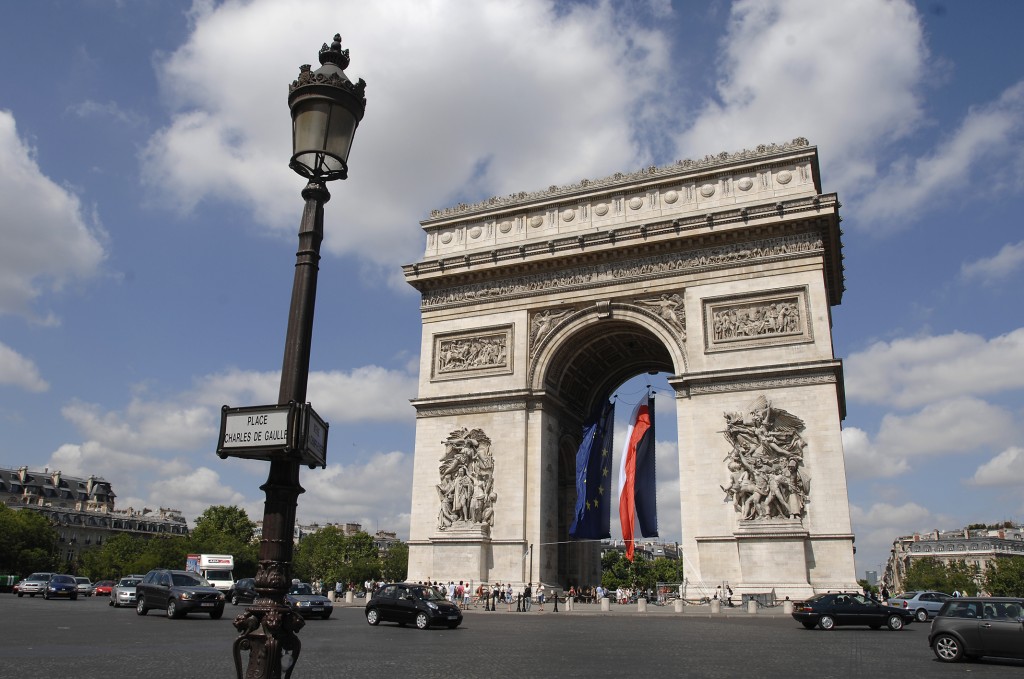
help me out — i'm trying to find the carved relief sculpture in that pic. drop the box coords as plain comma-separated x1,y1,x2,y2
436,428,497,531
638,293,685,337
720,396,811,522
712,299,800,341
530,308,571,356
437,334,507,374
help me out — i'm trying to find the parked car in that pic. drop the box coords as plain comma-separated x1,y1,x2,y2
135,569,225,619
792,592,915,630
231,577,257,606
285,582,333,619
44,574,79,600
929,597,1024,663
888,590,952,622
75,577,94,597
364,582,463,630
92,580,115,596
17,572,53,597
109,575,145,607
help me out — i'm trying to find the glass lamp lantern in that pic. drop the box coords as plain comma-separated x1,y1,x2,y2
288,34,367,182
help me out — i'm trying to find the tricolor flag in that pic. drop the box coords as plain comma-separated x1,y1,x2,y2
618,395,657,560
569,400,615,540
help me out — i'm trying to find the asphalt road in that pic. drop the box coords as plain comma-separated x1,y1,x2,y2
3,595,1023,679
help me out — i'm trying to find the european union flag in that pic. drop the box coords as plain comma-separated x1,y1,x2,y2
569,400,615,539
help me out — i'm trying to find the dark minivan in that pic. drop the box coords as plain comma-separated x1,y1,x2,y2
135,569,225,619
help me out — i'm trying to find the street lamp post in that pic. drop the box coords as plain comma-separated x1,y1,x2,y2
231,34,365,679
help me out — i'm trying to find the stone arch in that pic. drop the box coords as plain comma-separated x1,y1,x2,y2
404,140,857,598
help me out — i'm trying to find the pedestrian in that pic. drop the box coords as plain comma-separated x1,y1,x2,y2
566,585,575,611
538,584,545,611
523,582,532,610
462,581,471,609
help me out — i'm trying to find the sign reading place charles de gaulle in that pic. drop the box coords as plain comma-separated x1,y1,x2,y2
216,402,328,468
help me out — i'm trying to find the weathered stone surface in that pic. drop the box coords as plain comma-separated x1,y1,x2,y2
403,140,858,596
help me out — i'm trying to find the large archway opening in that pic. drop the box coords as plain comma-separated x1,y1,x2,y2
542,320,680,590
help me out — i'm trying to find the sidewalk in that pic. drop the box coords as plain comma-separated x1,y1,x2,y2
335,597,789,617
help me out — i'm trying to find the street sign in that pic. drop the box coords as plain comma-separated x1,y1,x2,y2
217,402,328,468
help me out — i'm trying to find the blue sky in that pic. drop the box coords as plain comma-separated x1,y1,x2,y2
1,0,1022,581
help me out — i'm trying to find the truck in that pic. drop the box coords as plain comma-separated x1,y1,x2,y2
185,554,235,595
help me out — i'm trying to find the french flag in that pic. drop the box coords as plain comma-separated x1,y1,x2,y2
618,395,658,560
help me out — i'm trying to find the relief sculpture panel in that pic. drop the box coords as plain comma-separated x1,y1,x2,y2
433,326,512,380
720,396,811,522
436,428,496,532
704,288,811,352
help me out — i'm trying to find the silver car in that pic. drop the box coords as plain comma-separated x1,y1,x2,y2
109,575,145,607
17,572,53,597
889,590,953,622
75,577,93,597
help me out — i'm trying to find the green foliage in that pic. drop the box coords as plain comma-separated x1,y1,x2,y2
600,551,680,592
901,557,981,595
192,505,256,545
985,558,1024,597
857,579,877,594
0,505,58,573
380,541,409,582
293,528,382,587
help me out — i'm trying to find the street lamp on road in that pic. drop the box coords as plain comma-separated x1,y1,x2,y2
230,34,365,679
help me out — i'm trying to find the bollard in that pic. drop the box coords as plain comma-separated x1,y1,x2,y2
553,592,559,612
710,599,721,614
674,599,683,613
747,599,758,615
345,591,354,604
601,596,611,612
637,597,647,613
327,591,336,602
517,594,522,612
783,600,794,615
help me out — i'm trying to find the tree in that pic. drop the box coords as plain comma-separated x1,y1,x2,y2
380,541,408,583
293,528,381,588
902,557,951,592
985,558,1024,597
192,505,256,545
0,505,57,574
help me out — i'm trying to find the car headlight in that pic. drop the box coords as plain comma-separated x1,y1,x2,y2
426,601,438,610
217,593,225,601
180,592,194,600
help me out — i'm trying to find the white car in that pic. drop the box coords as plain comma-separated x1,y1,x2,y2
75,577,94,597
109,575,145,607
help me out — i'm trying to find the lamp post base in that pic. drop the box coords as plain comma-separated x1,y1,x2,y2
232,600,305,679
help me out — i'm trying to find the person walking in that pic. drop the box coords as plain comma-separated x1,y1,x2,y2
523,582,532,611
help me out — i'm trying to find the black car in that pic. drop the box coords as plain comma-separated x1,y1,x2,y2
231,577,257,605
135,569,225,619
365,582,463,629
929,597,1024,663
792,592,915,630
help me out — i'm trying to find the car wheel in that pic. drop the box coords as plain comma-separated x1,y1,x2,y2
915,608,928,623
933,633,963,662
43,591,50,600
415,612,430,630
801,622,816,630
136,598,148,616
167,599,179,619
109,599,115,607
818,615,835,630
231,594,239,606
17,593,23,597
366,608,380,626
887,614,904,631
210,608,223,620
71,594,77,601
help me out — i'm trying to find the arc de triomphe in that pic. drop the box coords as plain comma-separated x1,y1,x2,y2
402,138,858,598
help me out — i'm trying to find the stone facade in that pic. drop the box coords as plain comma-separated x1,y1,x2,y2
1,466,188,564
403,139,858,597
884,526,1024,593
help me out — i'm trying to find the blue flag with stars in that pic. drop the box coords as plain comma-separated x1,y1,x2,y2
569,399,615,539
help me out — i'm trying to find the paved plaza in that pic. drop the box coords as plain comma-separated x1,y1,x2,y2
5,595,1024,678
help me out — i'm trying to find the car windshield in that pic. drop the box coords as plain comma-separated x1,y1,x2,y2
171,573,203,587
53,575,75,584
207,571,232,582
118,578,141,586
893,592,917,599
409,586,447,602
289,584,313,595
76,578,90,584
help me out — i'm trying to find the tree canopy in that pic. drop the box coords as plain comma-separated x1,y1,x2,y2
0,504,57,574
